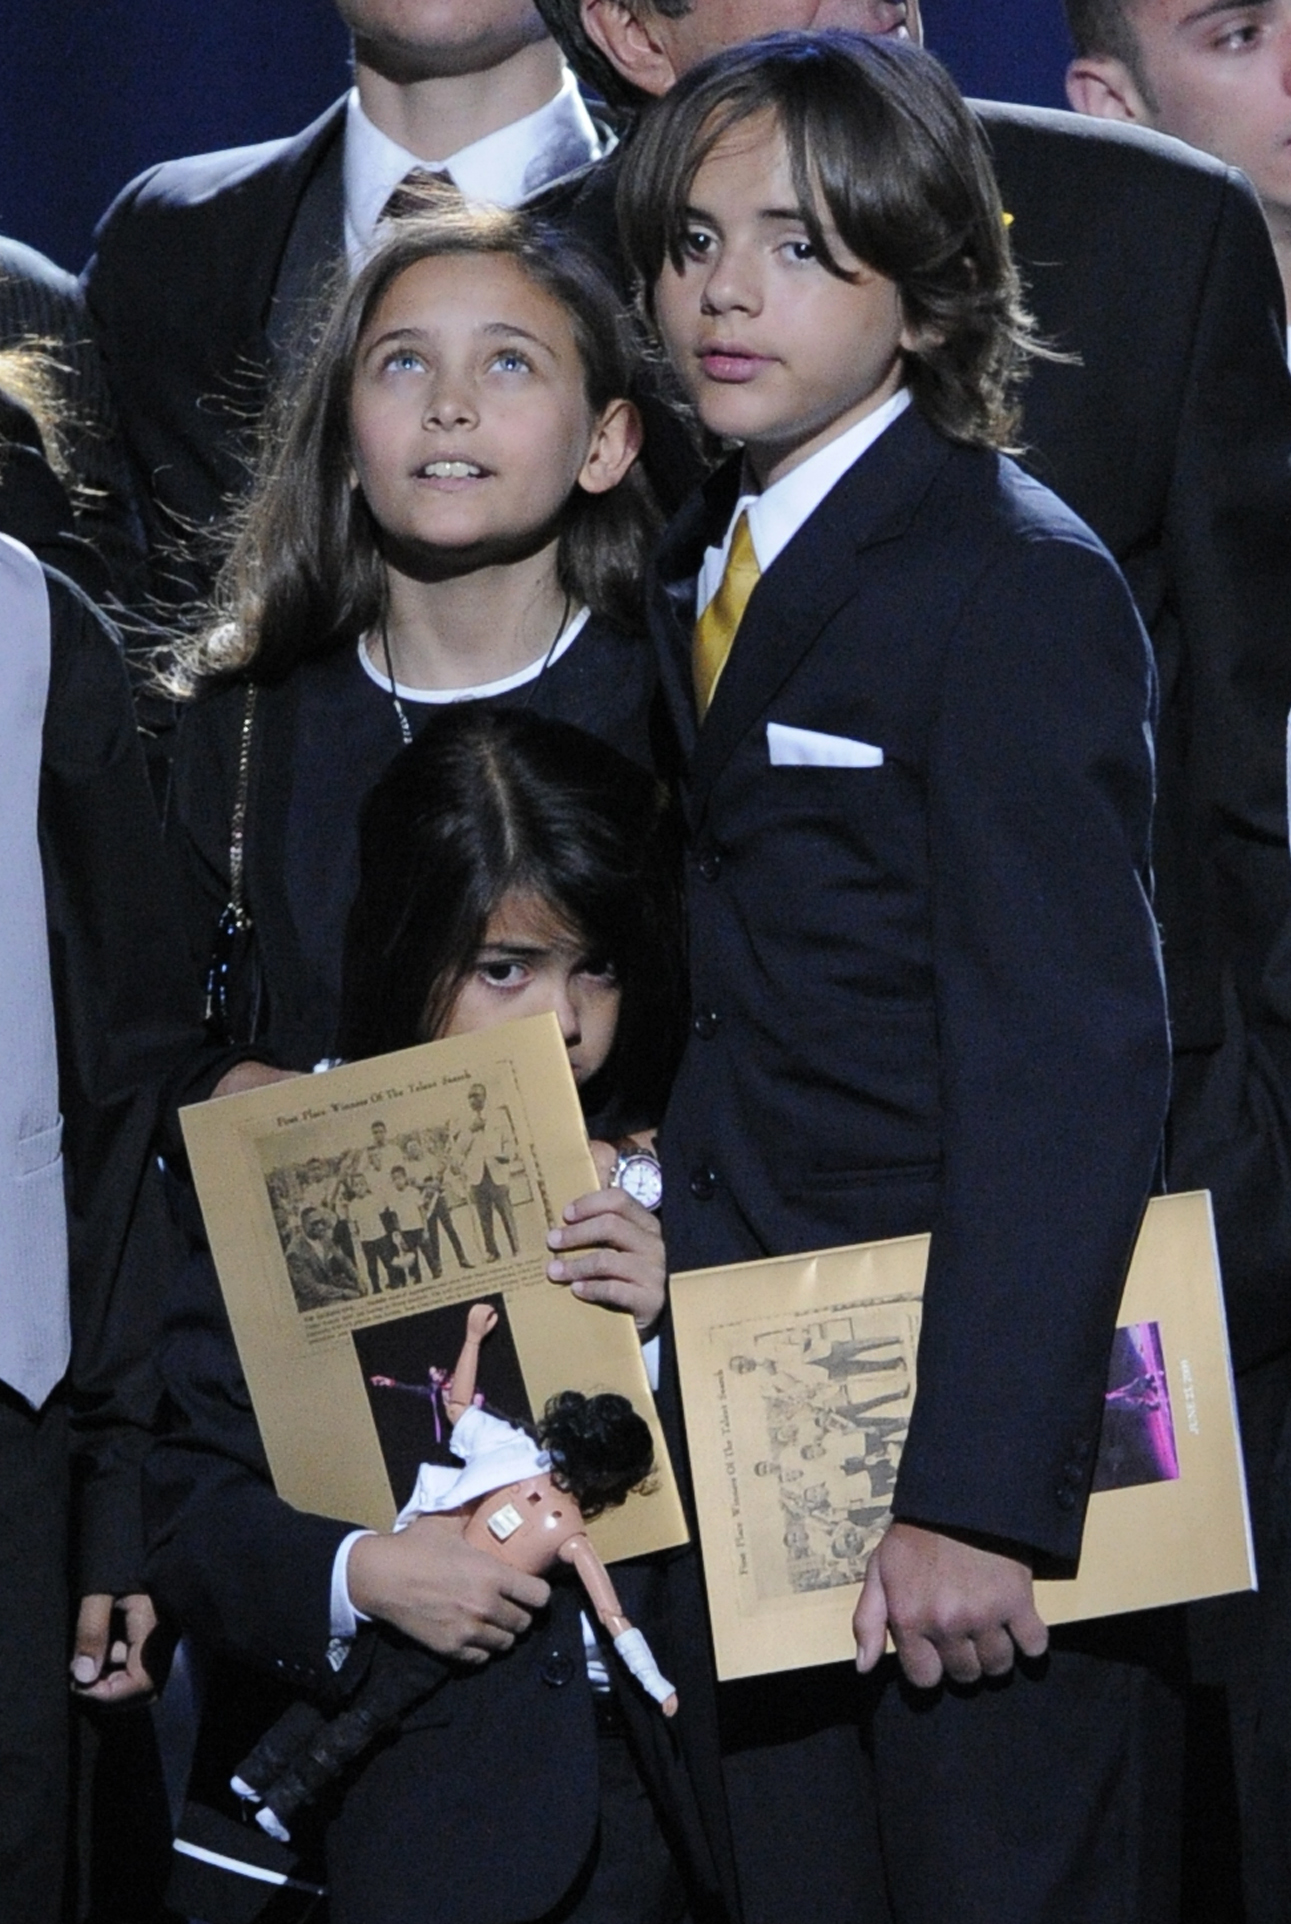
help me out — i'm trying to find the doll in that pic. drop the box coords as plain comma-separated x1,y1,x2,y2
233,1303,676,1842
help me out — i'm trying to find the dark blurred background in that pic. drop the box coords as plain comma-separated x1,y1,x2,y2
1,2,1073,274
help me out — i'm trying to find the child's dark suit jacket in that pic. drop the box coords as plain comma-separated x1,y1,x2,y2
650,404,1174,1921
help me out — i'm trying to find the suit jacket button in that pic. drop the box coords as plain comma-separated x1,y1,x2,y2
689,1165,717,1201
539,1652,577,1688
693,1009,720,1040
1054,1483,1077,1511
698,849,722,881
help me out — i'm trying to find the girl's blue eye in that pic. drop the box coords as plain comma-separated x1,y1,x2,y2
385,348,423,373
491,349,531,373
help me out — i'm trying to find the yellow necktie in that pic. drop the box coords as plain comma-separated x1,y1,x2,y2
693,511,761,719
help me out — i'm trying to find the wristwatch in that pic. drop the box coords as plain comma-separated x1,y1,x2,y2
612,1147,663,1212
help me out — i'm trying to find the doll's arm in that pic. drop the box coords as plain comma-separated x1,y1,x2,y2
444,1303,498,1422
559,1533,677,1716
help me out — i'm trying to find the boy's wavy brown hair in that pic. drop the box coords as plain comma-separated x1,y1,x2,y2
617,31,1050,453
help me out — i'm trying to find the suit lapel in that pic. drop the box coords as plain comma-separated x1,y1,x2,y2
266,124,346,377
650,463,742,823
686,408,950,814
261,101,348,375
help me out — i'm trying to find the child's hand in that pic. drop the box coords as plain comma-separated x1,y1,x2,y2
852,1519,1048,1688
546,1149,665,1336
348,1516,550,1665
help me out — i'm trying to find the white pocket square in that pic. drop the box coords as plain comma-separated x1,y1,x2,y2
766,722,884,768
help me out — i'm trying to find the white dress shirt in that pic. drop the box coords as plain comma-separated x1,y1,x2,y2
344,70,609,270
697,388,912,619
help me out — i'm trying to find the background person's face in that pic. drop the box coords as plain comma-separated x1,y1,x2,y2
625,0,920,86
1125,0,1291,226
334,0,550,80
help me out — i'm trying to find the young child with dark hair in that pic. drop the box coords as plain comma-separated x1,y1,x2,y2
616,31,1177,1924
150,707,713,1924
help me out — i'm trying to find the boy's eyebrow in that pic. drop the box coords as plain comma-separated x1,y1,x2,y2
1178,0,1273,22
683,200,811,227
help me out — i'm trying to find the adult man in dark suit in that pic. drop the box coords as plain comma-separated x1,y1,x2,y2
0,488,212,1918
82,0,610,602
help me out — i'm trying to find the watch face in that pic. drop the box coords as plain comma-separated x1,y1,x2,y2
618,1153,663,1211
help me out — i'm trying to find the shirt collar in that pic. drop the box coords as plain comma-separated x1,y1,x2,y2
698,389,912,615
343,70,608,270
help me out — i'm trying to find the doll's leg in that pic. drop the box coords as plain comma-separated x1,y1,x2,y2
233,1698,332,1805
254,1643,450,1838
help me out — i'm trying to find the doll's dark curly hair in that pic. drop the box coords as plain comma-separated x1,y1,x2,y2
538,1389,656,1521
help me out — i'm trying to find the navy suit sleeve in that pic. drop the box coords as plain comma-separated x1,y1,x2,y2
893,525,1171,1562
39,574,216,1592
144,1237,356,1697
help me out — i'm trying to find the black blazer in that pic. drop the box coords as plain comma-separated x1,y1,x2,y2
973,106,1291,1373
651,409,1171,1565
146,1250,601,1924
560,108,1291,1371
83,100,349,600
148,1225,725,1924
167,615,659,1073
35,569,209,1591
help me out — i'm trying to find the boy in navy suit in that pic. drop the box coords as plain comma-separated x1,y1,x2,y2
619,34,1177,1924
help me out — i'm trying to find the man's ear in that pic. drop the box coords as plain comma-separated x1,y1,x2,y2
1065,54,1154,124
582,0,679,98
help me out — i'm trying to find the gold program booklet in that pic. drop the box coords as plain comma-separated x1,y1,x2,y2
181,1012,686,1564
671,1191,1252,1680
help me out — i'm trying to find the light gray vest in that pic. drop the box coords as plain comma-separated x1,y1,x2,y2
0,534,69,1407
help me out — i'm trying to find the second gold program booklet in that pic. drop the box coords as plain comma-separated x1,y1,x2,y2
671,1191,1251,1680
181,1012,686,1564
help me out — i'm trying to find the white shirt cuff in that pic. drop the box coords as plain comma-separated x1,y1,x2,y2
330,1529,377,1640
641,1332,661,1392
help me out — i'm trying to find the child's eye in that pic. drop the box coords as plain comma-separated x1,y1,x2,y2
478,959,529,988
489,348,532,374
681,225,716,262
578,955,619,986
383,347,425,374
780,237,818,264
1212,22,1262,49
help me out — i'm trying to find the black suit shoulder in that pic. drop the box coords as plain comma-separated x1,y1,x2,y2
82,101,347,590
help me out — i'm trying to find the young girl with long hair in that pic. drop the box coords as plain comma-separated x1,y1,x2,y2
150,706,712,1924
169,196,663,1074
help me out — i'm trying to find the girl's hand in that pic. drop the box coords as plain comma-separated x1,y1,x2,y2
546,1148,665,1336
348,1517,549,1664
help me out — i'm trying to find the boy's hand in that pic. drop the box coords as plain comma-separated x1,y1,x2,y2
546,1142,665,1336
70,1592,164,1705
853,1520,1048,1688
348,1515,549,1664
